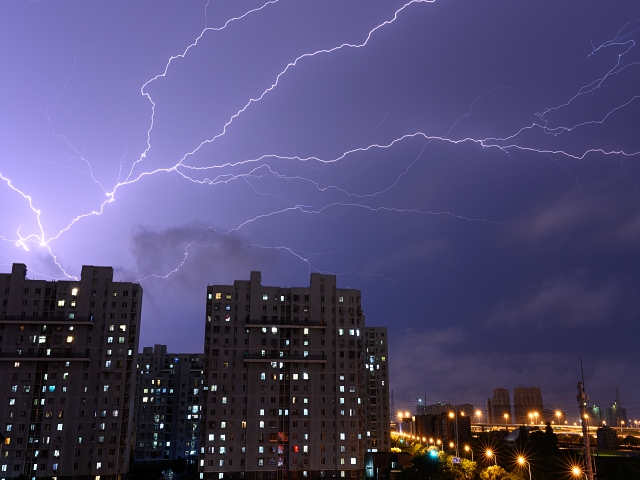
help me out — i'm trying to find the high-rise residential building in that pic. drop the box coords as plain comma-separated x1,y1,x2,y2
513,386,543,424
363,327,390,453
487,388,511,424
199,271,390,480
0,263,142,480
135,345,204,464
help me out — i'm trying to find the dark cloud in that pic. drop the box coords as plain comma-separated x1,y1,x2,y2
487,272,618,327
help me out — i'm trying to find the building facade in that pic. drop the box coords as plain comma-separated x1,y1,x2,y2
487,388,511,424
199,272,390,480
0,263,142,480
363,327,390,453
135,345,204,463
513,386,543,425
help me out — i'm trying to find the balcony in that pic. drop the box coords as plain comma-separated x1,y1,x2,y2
243,351,326,363
244,318,326,328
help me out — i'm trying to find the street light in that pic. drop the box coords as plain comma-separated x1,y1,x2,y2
571,466,586,479
464,445,473,462
449,442,455,450
528,412,534,425
517,456,531,480
556,410,562,426
436,439,442,450
476,410,482,424
533,412,539,424
504,413,509,425
486,449,497,465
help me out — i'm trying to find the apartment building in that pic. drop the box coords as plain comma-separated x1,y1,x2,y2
0,263,141,480
135,345,204,463
199,271,390,480
363,327,390,453
513,386,543,424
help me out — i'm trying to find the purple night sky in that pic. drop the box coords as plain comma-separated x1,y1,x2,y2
2,1,639,418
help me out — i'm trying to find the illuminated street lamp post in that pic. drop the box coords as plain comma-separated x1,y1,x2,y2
504,413,509,425
533,411,539,425
556,410,562,426
464,445,473,462
436,439,442,451
486,449,497,465
517,456,531,480
572,466,587,479
476,409,482,424
528,412,534,425
449,411,460,457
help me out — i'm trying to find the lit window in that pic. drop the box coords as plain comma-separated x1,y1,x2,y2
262,294,268,301
339,296,344,303
107,337,113,344
260,409,265,416
14,362,20,368
118,337,125,344
57,424,63,431
338,329,344,336
66,336,74,343
303,373,309,380
57,300,65,307
71,288,78,296
96,462,101,469
119,325,126,332
259,421,265,428
303,328,309,335
260,373,266,380
105,361,111,368
351,458,357,465
216,293,222,300
271,327,278,334
220,422,226,429
292,374,299,380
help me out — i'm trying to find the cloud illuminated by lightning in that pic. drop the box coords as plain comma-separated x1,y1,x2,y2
1,1,639,280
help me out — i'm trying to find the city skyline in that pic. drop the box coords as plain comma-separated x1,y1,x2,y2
1,1,639,420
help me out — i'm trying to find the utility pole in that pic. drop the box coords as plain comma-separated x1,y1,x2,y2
577,364,596,480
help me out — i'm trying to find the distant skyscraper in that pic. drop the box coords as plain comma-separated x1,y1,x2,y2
488,388,511,424
513,386,543,424
0,263,142,479
135,345,204,463
605,388,627,428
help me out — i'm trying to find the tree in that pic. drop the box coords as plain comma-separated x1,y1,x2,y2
480,465,510,480
515,426,528,451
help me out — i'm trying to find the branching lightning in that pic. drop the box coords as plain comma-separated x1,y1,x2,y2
1,1,639,281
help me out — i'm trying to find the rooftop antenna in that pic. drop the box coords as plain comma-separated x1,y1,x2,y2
577,357,596,480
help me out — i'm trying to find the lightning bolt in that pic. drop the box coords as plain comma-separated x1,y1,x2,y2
1,2,639,281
